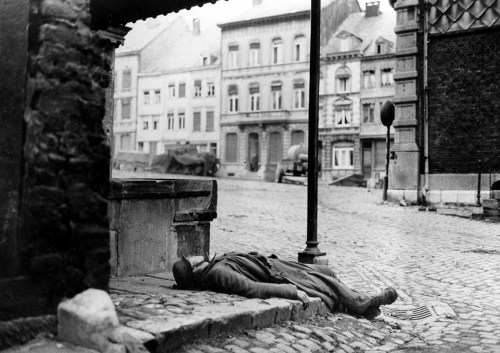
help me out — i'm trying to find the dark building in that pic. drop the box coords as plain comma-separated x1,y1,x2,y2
389,0,500,204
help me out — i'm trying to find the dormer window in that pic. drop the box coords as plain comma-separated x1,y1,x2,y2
202,55,209,66
340,37,350,51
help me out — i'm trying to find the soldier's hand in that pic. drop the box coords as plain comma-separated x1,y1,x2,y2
297,290,310,308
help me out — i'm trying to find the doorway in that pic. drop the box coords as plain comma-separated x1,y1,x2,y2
248,133,260,172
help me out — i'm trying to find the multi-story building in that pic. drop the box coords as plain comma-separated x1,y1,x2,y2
113,16,179,156
113,15,221,159
217,0,361,179
319,1,396,184
136,17,221,157
359,2,396,188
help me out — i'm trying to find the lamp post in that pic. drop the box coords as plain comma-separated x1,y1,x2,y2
381,101,395,201
298,0,326,264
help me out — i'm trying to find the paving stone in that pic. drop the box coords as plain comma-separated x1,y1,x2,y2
224,346,249,353
275,343,297,353
295,339,321,352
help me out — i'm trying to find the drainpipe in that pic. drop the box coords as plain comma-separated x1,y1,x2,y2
423,0,430,204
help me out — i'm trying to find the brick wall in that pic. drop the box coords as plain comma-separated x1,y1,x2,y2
427,29,500,174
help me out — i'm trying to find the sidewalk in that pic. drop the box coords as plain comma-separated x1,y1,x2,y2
3,272,328,353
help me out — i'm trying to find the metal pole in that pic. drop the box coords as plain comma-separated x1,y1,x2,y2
299,0,325,264
383,125,390,201
477,158,482,206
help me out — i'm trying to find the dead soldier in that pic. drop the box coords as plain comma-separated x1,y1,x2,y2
173,252,397,317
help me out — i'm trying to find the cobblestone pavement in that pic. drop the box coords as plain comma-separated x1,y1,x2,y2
175,177,500,353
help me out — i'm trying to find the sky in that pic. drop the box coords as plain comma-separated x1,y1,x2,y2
127,0,394,33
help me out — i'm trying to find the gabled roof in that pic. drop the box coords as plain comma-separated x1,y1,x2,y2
323,7,396,56
141,18,221,72
218,0,337,28
116,15,180,54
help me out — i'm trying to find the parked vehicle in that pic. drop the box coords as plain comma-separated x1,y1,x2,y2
113,151,150,172
275,144,309,183
148,146,219,176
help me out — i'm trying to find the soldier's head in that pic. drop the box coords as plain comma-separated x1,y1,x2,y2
172,257,196,289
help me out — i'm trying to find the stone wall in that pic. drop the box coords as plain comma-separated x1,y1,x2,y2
20,0,114,309
427,29,500,174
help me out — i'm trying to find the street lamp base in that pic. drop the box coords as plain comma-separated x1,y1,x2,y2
298,251,328,265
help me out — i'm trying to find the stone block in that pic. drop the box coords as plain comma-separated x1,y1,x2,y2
58,289,119,352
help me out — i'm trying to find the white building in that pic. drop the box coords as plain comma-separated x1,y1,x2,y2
113,15,221,159
136,17,221,157
113,16,178,156
319,1,396,184
218,0,361,179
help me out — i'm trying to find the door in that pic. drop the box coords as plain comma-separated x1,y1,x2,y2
362,140,372,179
268,132,282,163
248,133,259,172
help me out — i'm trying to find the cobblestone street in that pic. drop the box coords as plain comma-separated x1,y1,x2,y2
178,177,500,353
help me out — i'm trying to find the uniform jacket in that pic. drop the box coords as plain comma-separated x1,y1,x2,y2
199,252,350,311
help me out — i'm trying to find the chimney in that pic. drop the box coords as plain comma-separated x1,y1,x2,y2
193,18,200,35
365,1,380,17
253,0,263,6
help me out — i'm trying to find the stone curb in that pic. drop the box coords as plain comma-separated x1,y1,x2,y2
124,297,328,352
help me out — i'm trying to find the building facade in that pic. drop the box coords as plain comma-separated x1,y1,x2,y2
218,0,361,178
319,2,396,184
114,16,221,159
113,53,139,155
390,0,500,204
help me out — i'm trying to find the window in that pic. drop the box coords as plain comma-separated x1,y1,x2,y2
333,146,354,169
340,37,350,51
293,80,305,109
336,67,351,93
271,82,282,110
168,83,175,98
363,70,376,88
153,120,158,130
143,91,150,105
154,90,161,104
291,130,305,145
249,83,260,111
207,82,215,97
381,68,394,86
335,104,352,127
210,142,217,156
178,111,185,129
121,98,131,120
194,80,202,97
202,56,209,66
294,35,306,62
228,85,239,112
193,111,201,131
363,103,375,123
122,69,131,90
138,142,144,151
272,38,283,64
228,44,239,68
206,111,214,132
249,42,260,66
143,121,149,130
225,133,238,163
377,43,385,54
179,83,186,98
167,112,175,130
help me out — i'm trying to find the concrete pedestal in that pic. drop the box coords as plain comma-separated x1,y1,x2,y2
109,179,217,276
